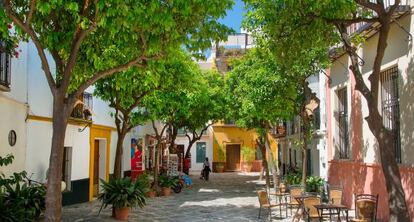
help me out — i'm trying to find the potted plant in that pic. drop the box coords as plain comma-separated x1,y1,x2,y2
159,175,178,196
241,146,255,172
305,176,325,193
215,143,226,173
99,177,146,220
136,172,156,198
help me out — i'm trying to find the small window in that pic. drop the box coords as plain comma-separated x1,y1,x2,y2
177,128,186,135
62,147,72,192
0,41,11,91
196,142,206,163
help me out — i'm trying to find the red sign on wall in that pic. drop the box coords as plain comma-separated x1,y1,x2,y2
131,138,144,180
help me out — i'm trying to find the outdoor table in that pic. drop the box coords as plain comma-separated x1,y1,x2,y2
314,203,349,222
269,192,289,218
291,193,318,222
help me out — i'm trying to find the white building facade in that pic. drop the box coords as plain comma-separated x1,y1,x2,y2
0,40,132,205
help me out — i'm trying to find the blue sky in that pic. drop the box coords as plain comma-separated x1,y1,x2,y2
220,0,245,33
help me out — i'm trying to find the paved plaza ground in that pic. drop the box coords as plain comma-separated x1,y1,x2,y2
62,172,337,222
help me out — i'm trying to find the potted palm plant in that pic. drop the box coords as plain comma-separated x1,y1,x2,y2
241,146,255,172
98,177,146,220
215,144,226,173
159,175,178,196
136,172,155,198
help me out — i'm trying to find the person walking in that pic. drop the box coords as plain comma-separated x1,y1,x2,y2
200,157,211,181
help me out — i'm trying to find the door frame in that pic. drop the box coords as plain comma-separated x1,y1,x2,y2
89,126,111,201
224,143,241,171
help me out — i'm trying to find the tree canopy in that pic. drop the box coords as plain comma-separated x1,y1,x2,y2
226,48,298,129
243,1,410,220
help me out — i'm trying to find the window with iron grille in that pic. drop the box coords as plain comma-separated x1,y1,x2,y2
380,66,401,163
0,41,11,90
337,88,349,159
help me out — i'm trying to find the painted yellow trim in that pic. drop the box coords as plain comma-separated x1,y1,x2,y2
91,124,117,131
89,126,112,201
26,115,116,131
27,114,93,126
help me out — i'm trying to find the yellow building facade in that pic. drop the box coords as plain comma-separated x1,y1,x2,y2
212,123,278,172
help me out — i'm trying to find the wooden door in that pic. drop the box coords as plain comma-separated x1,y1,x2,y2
226,144,240,171
93,140,99,197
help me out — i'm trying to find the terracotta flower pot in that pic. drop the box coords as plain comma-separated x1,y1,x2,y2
215,163,225,173
162,187,172,196
114,207,130,220
146,190,156,198
243,163,253,172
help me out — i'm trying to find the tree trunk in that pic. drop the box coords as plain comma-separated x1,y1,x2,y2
44,98,70,221
301,148,308,186
368,118,409,222
259,139,270,190
185,140,195,158
264,132,279,193
301,117,310,187
113,131,127,179
152,142,161,191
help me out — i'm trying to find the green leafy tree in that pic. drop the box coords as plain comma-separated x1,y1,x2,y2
0,1,233,220
226,48,298,191
142,57,202,190
95,51,197,179
183,70,227,158
244,0,409,220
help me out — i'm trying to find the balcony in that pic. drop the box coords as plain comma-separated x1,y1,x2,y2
70,92,93,122
214,33,254,73
270,122,287,138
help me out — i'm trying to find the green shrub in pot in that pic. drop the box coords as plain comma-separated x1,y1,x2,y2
98,177,146,220
305,176,325,193
159,175,178,189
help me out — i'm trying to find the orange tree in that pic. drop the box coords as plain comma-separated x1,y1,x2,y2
245,0,409,220
0,1,233,220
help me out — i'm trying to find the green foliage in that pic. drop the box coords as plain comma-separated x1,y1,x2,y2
98,177,146,211
0,154,14,166
136,173,151,193
0,155,46,222
226,48,299,131
286,172,302,185
305,176,325,193
243,0,365,76
159,175,178,188
143,66,226,136
214,137,226,162
241,146,255,162
1,0,234,93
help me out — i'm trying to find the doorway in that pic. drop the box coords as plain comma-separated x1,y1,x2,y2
93,139,107,197
226,144,240,171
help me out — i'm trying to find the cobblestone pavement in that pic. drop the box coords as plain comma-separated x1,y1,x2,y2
63,172,303,222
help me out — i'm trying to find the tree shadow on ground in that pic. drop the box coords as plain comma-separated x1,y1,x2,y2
62,172,293,222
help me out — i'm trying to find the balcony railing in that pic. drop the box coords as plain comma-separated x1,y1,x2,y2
71,92,93,121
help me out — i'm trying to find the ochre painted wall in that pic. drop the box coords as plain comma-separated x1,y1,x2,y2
212,126,278,164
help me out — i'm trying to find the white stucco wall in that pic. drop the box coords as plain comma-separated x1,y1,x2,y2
26,121,91,182
329,14,414,165
0,42,29,175
174,131,213,171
